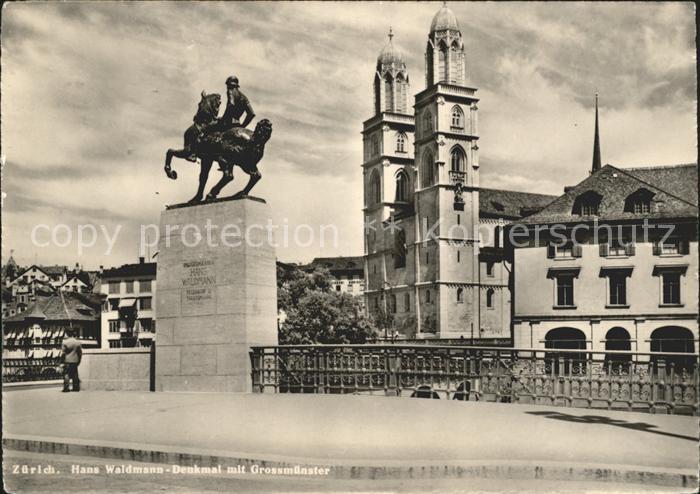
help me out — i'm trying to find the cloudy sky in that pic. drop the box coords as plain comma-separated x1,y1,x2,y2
2,2,696,269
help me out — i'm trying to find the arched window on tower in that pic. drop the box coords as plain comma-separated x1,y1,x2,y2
486,289,495,308
451,106,464,129
396,132,407,153
384,73,394,112
395,170,409,202
438,41,448,82
423,111,434,136
421,150,435,188
450,146,465,172
373,74,381,115
369,169,381,206
396,73,407,113
371,135,380,157
450,41,461,83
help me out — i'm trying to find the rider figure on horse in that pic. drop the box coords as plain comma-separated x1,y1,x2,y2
185,75,256,163
220,75,256,132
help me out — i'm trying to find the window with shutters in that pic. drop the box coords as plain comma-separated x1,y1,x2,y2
602,237,634,257
654,238,689,256
548,242,582,259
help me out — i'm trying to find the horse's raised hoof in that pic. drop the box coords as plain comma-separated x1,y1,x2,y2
164,167,178,180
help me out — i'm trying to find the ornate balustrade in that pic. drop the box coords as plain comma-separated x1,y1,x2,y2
250,345,699,415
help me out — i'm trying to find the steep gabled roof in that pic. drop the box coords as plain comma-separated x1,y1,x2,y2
3,290,101,324
520,164,698,225
479,188,557,219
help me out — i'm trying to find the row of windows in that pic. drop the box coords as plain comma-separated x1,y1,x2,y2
552,271,683,308
547,238,690,259
375,287,498,313
108,318,156,333
104,297,152,311
107,279,153,294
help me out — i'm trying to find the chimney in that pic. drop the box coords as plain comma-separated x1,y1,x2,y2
139,256,145,264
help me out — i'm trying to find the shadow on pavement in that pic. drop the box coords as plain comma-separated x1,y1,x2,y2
526,410,697,442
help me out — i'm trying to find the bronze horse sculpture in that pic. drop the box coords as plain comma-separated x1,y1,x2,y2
164,92,272,203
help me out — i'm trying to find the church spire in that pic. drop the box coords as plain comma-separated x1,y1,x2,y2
591,92,602,173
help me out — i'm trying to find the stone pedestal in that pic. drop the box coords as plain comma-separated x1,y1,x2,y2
155,197,278,392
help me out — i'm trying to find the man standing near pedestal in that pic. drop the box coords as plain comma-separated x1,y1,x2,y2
61,329,82,392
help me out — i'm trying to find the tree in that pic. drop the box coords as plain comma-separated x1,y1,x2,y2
277,264,377,344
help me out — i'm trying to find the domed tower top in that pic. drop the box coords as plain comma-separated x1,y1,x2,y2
425,3,466,87
374,28,411,115
430,3,460,33
377,27,406,69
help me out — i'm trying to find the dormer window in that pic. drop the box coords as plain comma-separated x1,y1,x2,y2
573,190,602,216
624,188,655,214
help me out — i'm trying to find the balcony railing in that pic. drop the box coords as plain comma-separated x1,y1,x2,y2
250,345,699,415
3,358,63,383
449,170,466,185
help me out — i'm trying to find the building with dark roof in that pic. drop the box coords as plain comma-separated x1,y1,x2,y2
2,290,103,382
508,161,698,355
308,257,365,298
361,5,556,341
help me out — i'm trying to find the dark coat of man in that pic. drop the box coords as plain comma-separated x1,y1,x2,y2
62,333,82,392
220,80,255,130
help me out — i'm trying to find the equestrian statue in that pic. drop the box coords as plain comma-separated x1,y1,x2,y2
164,76,272,203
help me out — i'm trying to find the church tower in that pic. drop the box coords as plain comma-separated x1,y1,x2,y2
412,3,481,337
363,30,417,336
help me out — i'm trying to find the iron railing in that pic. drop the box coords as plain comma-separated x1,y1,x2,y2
2,358,63,383
250,345,699,415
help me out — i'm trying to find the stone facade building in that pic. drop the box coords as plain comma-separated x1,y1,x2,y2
362,5,554,341
308,256,365,298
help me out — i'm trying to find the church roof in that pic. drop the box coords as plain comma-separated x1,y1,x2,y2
520,163,698,225
430,4,460,32
479,188,557,219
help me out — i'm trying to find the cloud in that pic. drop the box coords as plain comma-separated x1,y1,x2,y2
2,2,696,267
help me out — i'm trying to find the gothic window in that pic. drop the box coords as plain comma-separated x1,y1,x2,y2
450,146,465,172
384,74,394,112
438,41,448,82
371,135,380,156
393,228,407,269
450,41,461,83
423,111,434,136
369,170,381,206
395,170,409,202
451,106,464,128
421,150,435,187
396,73,407,113
396,132,407,153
